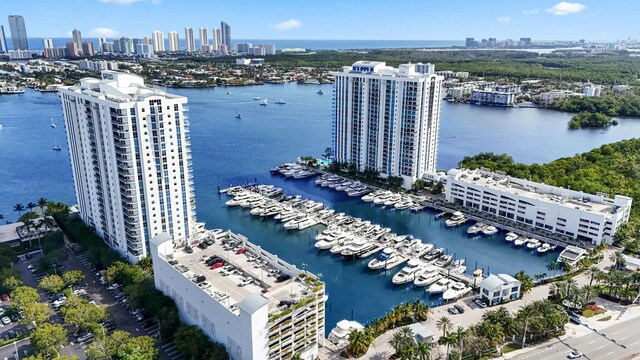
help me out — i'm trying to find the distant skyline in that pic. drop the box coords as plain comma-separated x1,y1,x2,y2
1,0,637,41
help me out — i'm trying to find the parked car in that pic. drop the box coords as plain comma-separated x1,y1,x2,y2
569,316,582,325
474,299,487,308
238,277,253,287
5,330,17,340
454,304,465,314
76,332,94,343
203,238,215,246
447,306,459,315
567,351,583,359
210,262,224,270
198,282,212,289
235,248,247,255
275,274,291,283
1,316,11,325
183,246,194,254
107,284,120,291
198,242,208,250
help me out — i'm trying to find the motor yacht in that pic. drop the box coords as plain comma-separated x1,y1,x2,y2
514,237,528,247
526,238,541,249
275,99,286,104
434,254,453,267
383,194,403,207
467,222,485,235
373,192,394,205
482,225,498,236
409,241,433,258
422,248,445,263
427,278,453,295
327,320,364,347
447,259,467,274
341,238,371,256
413,266,441,287
260,100,268,106
283,214,308,230
347,187,371,197
394,198,414,210
505,232,519,242
316,234,351,250
442,282,472,300
445,212,467,227
253,96,261,100
392,259,426,285
368,248,399,270
361,192,377,202
297,217,319,230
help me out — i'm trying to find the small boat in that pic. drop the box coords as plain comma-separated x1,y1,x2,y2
0,124,3,129
235,113,242,119
467,222,485,235
392,259,425,285
526,238,541,249
445,212,467,227
447,259,467,274
426,278,453,295
260,99,268,106
434,254,452,268
253,96,261,100
226,91,231,95
52,145,62,151
394,198,414,210
50,116,57,128
317,89,324,95
482,225,498,236
442,282,472,300
505,232,518,242
514,237,528,247
537,243,552,254
275,99,286,104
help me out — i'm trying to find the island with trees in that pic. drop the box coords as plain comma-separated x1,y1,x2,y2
568,112,615,129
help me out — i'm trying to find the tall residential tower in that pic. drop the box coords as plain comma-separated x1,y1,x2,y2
1,26,9,53
8,15,28,50
198,27,208,51
59,71,198,261
332,61,443,188
184,27,195,52
220,21,231,49
152,31,164,52
167,31,179,51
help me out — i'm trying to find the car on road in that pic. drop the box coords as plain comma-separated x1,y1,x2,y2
567,350,583,359
210,262,224,270
454,304,465,314
474,299,487,308
1,316,11,325
447,306,459,315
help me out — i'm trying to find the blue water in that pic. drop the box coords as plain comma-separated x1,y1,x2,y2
18,38,462,51
3,85,640,332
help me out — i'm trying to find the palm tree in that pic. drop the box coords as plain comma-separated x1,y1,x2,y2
347,329,370,357
13,203,25,218
389,331,407,355
399,326,415,347
581,284,596,303
38,197,48,213
454,326,469,356
414,342,431,360
515,271,534,295
546,261,560,276
26,202,36,213
612,251,626,270
436,316,453,337
587,266,602,286
440,333,458,360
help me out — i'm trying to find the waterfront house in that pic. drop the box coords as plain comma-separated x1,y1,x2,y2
479,273,521,306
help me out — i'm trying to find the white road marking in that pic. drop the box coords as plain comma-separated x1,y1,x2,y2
588,340,597,344
596,345,606,350
607,351,615,355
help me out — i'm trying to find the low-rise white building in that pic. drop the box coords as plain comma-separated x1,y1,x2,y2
150,231,326,360
479,273,521,306
540,90,584,105
445,168,632,245
583,84,602,97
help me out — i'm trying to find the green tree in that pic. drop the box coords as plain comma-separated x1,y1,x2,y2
63,270,85,287
22,302,54,326
347,329,371,357
174,325,213,360
436,316,453,337
2,276,23,292
38,274,65,294
60,295,107,330
13,203,26,218
11,286,40,309
514,271,534,295
415,342,432,360
32,323,67,358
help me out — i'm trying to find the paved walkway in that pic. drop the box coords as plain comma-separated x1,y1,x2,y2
318,249,619,359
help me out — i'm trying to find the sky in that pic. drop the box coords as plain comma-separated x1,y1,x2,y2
0,0,637,41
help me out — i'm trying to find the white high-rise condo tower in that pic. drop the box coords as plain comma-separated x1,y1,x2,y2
211,28,221,50
198,27,208,51
332,61,443,188
167,31,179,51
59,71,198,262
184,27,195,52
152,31,164,52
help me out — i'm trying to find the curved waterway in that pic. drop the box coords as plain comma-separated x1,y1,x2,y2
2,84,640,332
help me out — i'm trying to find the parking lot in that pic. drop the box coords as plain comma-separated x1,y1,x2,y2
15,247,181,360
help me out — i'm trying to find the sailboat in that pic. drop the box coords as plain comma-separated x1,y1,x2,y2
50,116,57,128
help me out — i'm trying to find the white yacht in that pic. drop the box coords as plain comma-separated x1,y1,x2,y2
445,212,467,227
409,241,433,258
368,248,400,270
505,232,519,242
50,116,57,128
467,222,485,235
482,225,498,236
413,266,441,287
327,320,364,347
537,243,552,254
394,198,414,210
253,96,261,100
426,278,453,295
297,218,319,230
260,99,268,106
275,99,286,104
392,260,426,285
341,238,371,256
447,259,467,274
514,237,528,247
373,192,394,205
383,194,403,207
526,238,541,249
317,234,351,251
434,254,453,268
361,192,377,202
283,214,308,230
442,282,472,300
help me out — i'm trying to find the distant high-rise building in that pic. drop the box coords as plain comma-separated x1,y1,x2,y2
115,37,134,54
219,43,228,54
259,43,276,55
168,31,179,51
59,71,197,261
44,47,66,59
199,27,208,51
487,38,497,48
72,29,83,49
98,37,107,52
185,27,195,52
220,21,231,48
8,15,29,50
465,37,477,48
42,38,54,49
65,41,80,57
0,26,7,53
248,47,265,56
101,42,114,53
143,36,150,45
212,28,221,50
82,41,94,56
135,43,155,58
332,61,444,188
152,31,164,52
236,42,252,53
519,37,532,46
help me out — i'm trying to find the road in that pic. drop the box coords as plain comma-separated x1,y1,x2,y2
512,317,640,360
0,338,32,360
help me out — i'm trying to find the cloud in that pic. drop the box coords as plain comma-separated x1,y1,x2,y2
522,9,540,15
497,16,511,23
89,27,120,38
275,19,302,30
546,2,586,15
